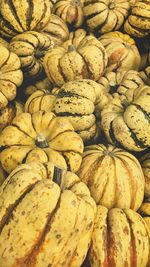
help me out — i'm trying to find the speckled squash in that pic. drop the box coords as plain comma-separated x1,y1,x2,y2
124,0,150,37
24,89,56,114
0,162,96,267
0,101,23,132
139,198,150,230
83,0,130,34
42,14,69,46
9,31,54,78
54,0,84,28
0,110,84,174
101,85,150,151
44,29,108,86
89,205,150,267
140,153,150,198
77,144,144,210
0,46,23,111
99,31,141,73
0,0,51,38
53,79,109,142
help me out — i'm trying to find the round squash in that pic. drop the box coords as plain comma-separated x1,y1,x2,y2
0,101,23,132
101,85,150,151
42,14,69,46
77,144,144,210
140,153,150,198
138,198,150,230
89,205,150,267
53,0,84,28
0,0,51,38
83,0,130,34
0,46,23,111
0,110,84,174
9,31,54,78
23,76,53,96
124,0,150,38
24,89,56,114
44,29,108,86
99,31,141,73
0,161,96,267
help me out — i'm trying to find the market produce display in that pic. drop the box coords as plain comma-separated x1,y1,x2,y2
0,0,150,266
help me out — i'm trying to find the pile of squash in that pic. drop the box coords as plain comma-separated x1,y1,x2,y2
0,0,150,266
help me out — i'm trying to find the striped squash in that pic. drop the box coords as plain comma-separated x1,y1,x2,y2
0,46,23,111
77,144,144,210
0,0,51,38
0,162,96,267
9,31,54,78
42,14,69,46
0,111,84,174
99,31,141,73
124,0,150,38
101,85,150,151
54,0,84,28
140,66,150,86
44,29,108,86
89,205,150,267
83,0,130,34
140,153,150,197
139,198,150,230
0,101,23,132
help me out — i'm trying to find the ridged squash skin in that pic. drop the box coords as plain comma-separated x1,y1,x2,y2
77,144,144,210
42,14,69,45
24,89,56,114
0,162,96,267
54,0,84,28
0,0,51,38
9,31,54,78
124,0,150,38
0,46,23,111
89,205,150,267
83,0,130,34
0,162,6,186
139,198,150,230
140,153,150,198
53,80,109,142
99,31,141,73
0,101,23,132
101,85,150,151
0,111,84,174
44,29,108,86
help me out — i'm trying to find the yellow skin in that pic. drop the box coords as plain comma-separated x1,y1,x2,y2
101,85,150,151
0,162,96,267
90,206,150,267
140,153,150,198
139,199,150,230
24,77,52,96
0,46,23,111
0,111,84,174
0,0,51,38
77,144,144,210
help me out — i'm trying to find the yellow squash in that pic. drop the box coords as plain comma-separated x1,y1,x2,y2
140,153,150,198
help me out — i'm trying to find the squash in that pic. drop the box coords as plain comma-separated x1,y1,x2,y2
140,66,150,86
138,198,150,230
101,85,150,151
44,29,108,86
0,161,96,267
0,110,84,174
0,46,23,111
23,77,52,96
53,0,84,28
0,0,51,38
124,0,150,38
83,0,130,34
0,101,23,132
42,14,69,46
0,37,9,48
140,153,150,198
89,205,150,267
77,144,144,210
99,31,141,73
24,89,56,114
0,162,6,186
9,31,54,78
53,79,110,142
